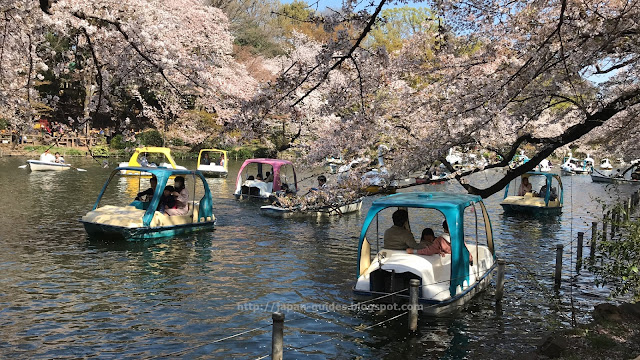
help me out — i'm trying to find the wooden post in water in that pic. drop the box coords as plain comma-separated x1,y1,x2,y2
271,312,284,360
610,209,617,239
554,245,563,290
602,216,608,242
576,232,584,272
590,222,597,263
496,259,506,303
409,279,419,332
627,198,632,221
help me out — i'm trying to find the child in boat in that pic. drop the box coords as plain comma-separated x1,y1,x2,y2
407,228,451,257
165,176,189,216
158,185,177,213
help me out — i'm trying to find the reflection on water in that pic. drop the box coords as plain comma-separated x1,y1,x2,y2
0,156,637,359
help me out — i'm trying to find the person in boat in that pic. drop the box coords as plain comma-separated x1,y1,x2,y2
54,152,65,164
406,228,452,257
165,176,189,216
139,152,149,167
518,177,532,196
157,185,177,213
440,220,451,244
40,149,55,162
309,175,327,192
537,184,558,201
255,174,264,181
219,153,226,166
265,171,274,182
383,209,426,250
135,175,158,201
201,153,211,165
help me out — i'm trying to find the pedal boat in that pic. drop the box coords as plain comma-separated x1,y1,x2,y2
234,158,298,200
197,149,228,177
81,167,215,240
261,197,363,218
118,146,187,176
500,172,563,215
353,192,497,315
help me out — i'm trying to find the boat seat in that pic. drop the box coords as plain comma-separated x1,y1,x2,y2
150,202,197,227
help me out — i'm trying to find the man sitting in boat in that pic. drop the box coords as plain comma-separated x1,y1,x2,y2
165,176,189,216
40,149,56,162
201,153,211,165
518,177,532,196
383,209,426,250
537,184,558,201
265,171,274,182
135,175,158,201
406,228,451,256
54,152,65,164
309,175,328,193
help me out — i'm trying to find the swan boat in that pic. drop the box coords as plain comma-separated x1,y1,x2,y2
353,192,497,315
599,158,613,170
261,198,363,218
234,158,298,200
81,167,216,240
197,149,228,177
560,153,590,175
500,172,563,215
118,146,187,176
535,159,552,172
591,160,640,184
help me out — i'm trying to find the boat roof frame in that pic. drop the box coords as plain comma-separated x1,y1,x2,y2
92,166,214,226
357,192,495,297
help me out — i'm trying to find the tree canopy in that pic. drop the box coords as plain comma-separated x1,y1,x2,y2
2,0,639,198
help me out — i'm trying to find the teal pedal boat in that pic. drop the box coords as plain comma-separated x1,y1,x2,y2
353,192,497,315
81,167,216,240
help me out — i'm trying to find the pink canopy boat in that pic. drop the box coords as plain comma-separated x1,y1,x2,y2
234,158,299,200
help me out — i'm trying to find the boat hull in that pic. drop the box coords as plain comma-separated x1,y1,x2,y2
27,160,71,171
500,203,562,215
261,199,362,218
591,174,640,184
354,262,496,316
197,164,228,177
81,220,215,241
363,185,396,195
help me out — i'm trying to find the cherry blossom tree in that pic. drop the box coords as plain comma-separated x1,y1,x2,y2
232,0,640,198
1,0,257,139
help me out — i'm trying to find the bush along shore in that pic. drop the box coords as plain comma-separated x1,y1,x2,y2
528,302,640,359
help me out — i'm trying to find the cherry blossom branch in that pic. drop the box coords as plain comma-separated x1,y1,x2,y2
455,90,640,198
290,0,387,108
71,11,184,97
80,27,103,116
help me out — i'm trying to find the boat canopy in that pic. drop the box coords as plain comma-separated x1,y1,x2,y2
198,149,227,166
357,192,494,297
126,147,179,168
235,158,298,193
92,167,214,227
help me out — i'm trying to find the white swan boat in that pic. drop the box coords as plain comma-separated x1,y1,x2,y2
599,158,613,170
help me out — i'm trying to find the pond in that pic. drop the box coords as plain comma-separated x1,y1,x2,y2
0,155,634,359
